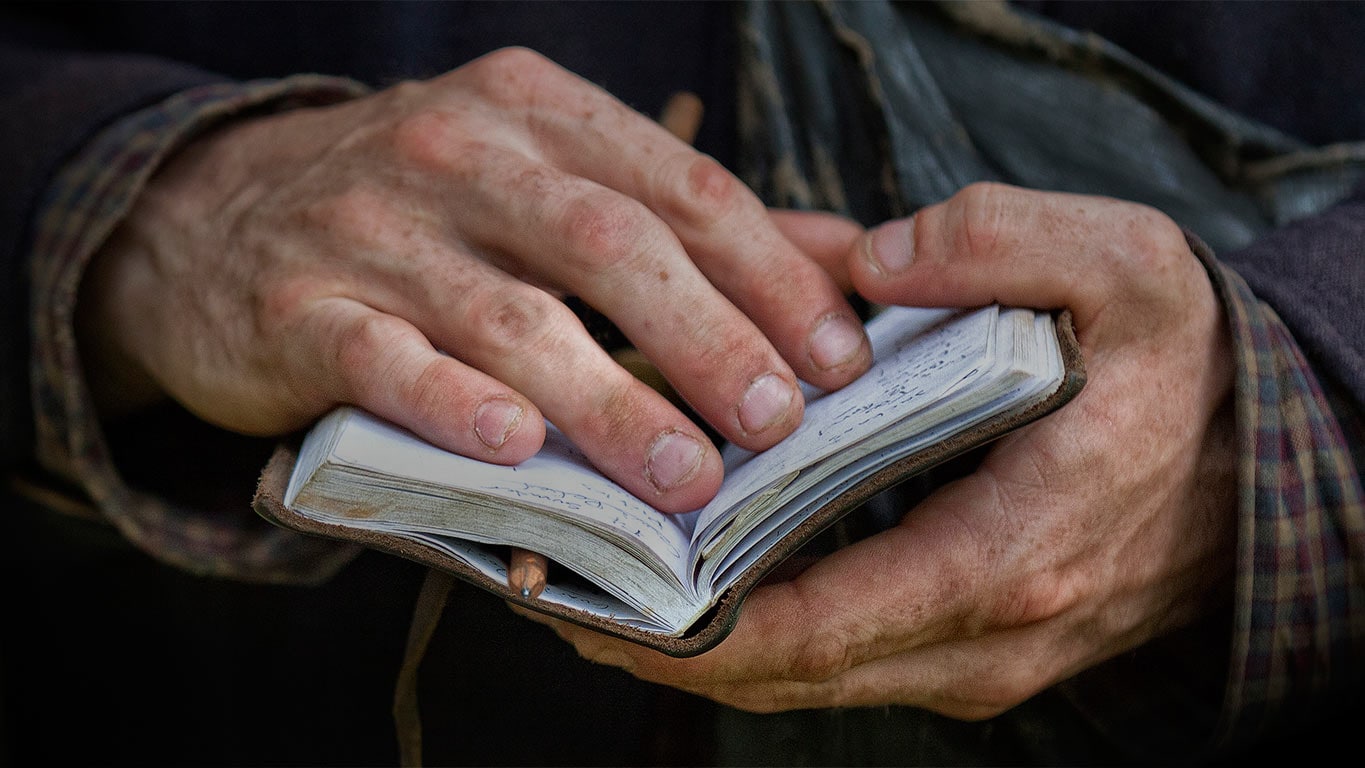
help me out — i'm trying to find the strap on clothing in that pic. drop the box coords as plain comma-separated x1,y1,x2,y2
393,568,456,768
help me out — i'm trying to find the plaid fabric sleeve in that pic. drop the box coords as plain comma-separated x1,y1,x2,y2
29,76,374,584
1191,236,1365,750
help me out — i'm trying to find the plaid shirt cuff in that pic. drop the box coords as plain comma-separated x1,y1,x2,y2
29,76,371,584
1192,235,1365,749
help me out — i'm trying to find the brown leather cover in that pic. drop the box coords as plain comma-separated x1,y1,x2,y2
253,311,1086,657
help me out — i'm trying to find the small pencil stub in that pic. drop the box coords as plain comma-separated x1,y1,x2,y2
508,548,548,600
660,91,703,144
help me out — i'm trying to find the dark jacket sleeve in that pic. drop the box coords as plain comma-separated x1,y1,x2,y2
0,11,223,469
1220,182,1365,415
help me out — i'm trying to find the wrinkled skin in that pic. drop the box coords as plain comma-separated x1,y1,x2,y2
77,48,873,514
521,183,1237,719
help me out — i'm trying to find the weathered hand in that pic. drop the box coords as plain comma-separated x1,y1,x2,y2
77,48,871,513
524,183,1238,717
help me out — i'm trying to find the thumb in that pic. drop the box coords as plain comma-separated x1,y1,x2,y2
847,182,1190,329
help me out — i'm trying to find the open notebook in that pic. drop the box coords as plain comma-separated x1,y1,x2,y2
254,305,1085,656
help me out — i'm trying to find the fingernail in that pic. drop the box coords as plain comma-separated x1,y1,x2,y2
474,398,524,449
738,373,795,435
809,313,867,371
645,429,705,492
866,216,915,275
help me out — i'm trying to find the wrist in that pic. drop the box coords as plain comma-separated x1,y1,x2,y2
67,83,369,424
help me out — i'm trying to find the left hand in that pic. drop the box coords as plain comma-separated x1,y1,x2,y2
517,183,1238,718
76,52,873,514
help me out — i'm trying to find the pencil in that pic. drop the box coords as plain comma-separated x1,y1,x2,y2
508,547,548,599
660,90,703,144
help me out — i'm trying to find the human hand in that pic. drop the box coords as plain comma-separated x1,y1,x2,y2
76,48,871,513
522,183,1238,717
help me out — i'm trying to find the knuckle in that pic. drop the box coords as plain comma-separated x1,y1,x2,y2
391,109,463,170
333,313,410,398
1123,204,1187,259
478,46,557,78
1084,202,1200,318
987,574,1079,629
555,192,662,276
460,46,560,104
789,630,854,682
252,276,317,335
653,152,748,229
378,79,429,114
461,283,565,358
1111,204,1190,282
953,181,1011,260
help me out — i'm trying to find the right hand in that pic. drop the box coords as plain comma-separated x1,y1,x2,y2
77,48,871,513
521,183,1238,718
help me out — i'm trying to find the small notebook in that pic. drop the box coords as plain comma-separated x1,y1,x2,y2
254,305,1085,657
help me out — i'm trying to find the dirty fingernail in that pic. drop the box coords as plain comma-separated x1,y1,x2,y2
646,429,705,492
809,313,867,371
475,398,524,449
738,373,795,435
